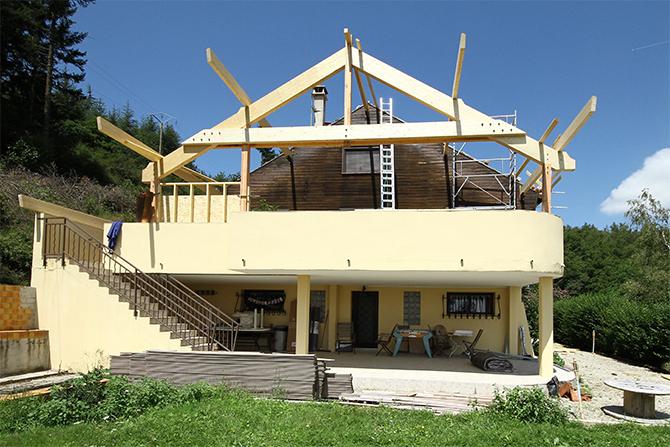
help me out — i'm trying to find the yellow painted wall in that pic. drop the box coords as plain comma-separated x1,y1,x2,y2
112,209,564,279
32,261,188,372
226,209,564,275
178,280,529,356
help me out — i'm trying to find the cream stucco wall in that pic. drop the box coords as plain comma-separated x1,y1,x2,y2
32,261,188,372
112,209,564,286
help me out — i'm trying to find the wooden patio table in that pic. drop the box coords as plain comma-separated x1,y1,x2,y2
392,328,433,358
604,380,670,419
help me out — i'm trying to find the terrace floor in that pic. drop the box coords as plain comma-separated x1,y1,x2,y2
321,348,574,395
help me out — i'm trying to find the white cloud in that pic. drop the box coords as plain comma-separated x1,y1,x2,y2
600,148,670,215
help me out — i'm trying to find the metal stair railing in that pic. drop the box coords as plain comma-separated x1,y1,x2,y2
41,217,238,351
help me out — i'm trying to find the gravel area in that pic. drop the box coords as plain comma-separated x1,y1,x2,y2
555,347,670,425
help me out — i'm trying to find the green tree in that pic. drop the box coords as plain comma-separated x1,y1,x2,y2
257,148,278,165
558,223,639,296
1,0,94,168
623,189,670,303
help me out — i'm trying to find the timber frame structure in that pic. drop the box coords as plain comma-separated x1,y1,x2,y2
25,30,596,379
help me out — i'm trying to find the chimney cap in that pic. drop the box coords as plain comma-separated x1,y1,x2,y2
312,85,328,95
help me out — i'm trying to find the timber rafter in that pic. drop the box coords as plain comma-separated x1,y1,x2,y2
128,30,593,191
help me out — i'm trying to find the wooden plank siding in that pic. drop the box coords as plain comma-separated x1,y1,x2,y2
248,105,539,211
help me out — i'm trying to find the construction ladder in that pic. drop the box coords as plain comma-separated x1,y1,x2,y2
379,98,395,209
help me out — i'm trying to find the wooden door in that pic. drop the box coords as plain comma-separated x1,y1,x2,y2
351,291,379,348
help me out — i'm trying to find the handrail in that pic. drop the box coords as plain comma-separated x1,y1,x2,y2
41,217,239,351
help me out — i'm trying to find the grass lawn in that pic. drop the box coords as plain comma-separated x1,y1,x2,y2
1,391,669,447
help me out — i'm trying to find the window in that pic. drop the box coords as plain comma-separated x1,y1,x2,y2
243,290,286,313
342,147,379,174
403,291,421,325
310,290,326,323
445,292,496,318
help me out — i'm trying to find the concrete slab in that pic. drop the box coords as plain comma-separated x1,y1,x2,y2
323,348,573,395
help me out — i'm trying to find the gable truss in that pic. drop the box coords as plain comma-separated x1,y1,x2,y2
141,31,593,187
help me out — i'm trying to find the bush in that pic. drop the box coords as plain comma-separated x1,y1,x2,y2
554,292,670,367
0,369,228,434
484,386,568,425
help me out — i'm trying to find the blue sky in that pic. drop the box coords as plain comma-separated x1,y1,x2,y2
72,1,669,228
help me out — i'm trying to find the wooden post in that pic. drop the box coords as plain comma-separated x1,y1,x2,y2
538,277,554,377
296,275,311,355
327,284,338,352
508,286,522,355
452,33,466,99
148,163,160,222
542,158,552,213
240,144,250,211
344,28,353,126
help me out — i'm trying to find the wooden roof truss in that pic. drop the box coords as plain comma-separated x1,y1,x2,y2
97,29,595,211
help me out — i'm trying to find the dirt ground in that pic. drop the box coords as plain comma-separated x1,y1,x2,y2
555,347,670,425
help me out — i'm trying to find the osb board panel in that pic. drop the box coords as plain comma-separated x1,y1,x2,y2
158,195,241,222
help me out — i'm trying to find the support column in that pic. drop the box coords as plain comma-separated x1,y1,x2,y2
508,286,522,356
295,275,311,355
327,284,338,352
542,161,552,213
240,144,250,211
148,162,160,222
538,277,554,377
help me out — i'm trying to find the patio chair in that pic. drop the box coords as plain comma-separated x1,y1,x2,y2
336,322,356,354
375,324,398,356
430,324,450,357
462,329,483,359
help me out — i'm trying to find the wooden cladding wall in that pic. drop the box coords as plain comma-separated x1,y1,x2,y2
248,105,533,211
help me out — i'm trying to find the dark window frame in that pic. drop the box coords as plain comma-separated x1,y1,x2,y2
342,146,380,174
445,292,496,318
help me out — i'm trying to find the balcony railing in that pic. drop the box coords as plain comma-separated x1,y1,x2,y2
157,181,244,223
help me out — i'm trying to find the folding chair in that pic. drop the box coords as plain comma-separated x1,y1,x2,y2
336,322,356,354
375,324,398,356
462,329,483,359
430,324,450,357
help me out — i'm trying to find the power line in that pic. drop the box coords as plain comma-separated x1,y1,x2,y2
86,59,157,113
